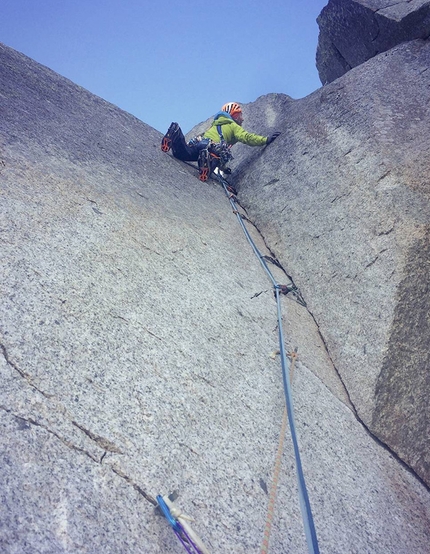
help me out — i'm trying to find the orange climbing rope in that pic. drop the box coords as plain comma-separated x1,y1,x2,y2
261,350,298,554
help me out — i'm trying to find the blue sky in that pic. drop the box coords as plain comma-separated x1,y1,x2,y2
2,0,328,133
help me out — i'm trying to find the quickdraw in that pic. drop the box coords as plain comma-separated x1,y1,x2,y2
156,495,210,554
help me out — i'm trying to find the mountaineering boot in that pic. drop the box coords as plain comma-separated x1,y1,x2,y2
198,148,210,181
161,122,180,152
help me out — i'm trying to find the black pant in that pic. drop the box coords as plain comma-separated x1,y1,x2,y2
171,126,209,161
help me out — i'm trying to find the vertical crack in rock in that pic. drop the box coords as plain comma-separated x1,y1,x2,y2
240,212,430,486
237,215,356,407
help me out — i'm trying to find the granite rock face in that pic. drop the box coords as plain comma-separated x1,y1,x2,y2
1,41,429,553
232,39,430,486
316,0,430,83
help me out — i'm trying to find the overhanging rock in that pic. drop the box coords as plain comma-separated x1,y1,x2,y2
316,0,430,84
233,39,430,486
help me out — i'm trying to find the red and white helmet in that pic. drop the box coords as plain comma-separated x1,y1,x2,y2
221,102,242,118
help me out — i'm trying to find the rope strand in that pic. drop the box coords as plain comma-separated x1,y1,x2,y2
216,172,320,554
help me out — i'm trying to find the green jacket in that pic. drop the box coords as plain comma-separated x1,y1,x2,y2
203,112,268,147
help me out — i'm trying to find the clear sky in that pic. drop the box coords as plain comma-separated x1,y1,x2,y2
2,0,328,133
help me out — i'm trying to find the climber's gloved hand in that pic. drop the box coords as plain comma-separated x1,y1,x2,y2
266,132,281,145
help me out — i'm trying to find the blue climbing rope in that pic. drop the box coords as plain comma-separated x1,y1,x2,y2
216,173,320,554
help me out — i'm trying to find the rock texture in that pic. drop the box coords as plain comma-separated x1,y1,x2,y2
316,0,430,83
232,38,430,487
1,40,429,554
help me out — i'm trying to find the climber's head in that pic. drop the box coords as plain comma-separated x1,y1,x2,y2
222,102,243,125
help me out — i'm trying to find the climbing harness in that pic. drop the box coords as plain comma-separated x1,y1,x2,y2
212,125,234,172
196,125,233,182
212,169,320,554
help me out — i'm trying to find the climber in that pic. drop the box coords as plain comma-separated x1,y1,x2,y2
161,102,281,181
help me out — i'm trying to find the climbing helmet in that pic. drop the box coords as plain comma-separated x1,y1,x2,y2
221,102,242,118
